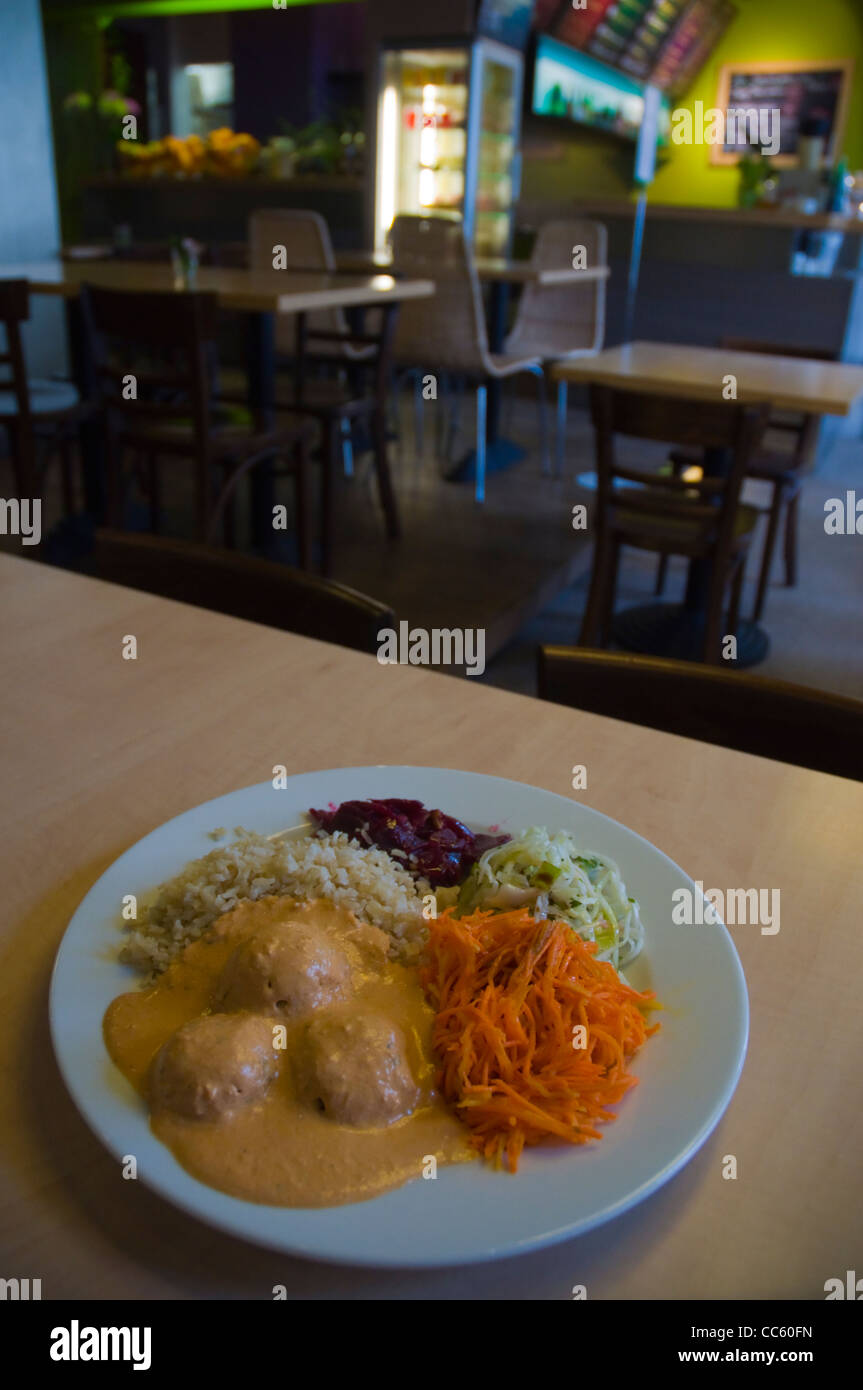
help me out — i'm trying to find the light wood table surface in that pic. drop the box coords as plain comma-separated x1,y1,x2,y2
0,258,434,314
336,246,610,286
552,339,863,416
2,551,861,1301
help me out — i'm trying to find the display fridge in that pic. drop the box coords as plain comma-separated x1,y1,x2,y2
372,37,523,257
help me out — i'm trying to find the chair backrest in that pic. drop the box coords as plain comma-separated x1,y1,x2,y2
506,220,607,359
590,384,767,552
82,284,218,456
388,214,489,376
538,646,863,782
68,529,396,655
248,208,346,350
719,336,838,469
0,279,36,492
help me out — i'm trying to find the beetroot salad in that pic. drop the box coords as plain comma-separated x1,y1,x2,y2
308,798,509,888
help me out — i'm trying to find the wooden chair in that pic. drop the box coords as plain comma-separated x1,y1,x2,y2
221,209,402,574
81,283,314,562
538,646,863,783
0,278,93,504
61,528,395,655
580,385,767,663
659,337,836,619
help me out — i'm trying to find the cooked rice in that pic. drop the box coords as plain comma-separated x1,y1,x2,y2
121,828,430,975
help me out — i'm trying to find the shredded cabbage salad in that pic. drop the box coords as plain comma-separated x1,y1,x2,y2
446,826,644,972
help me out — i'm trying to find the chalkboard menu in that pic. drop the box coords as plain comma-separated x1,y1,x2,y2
713,60,854,165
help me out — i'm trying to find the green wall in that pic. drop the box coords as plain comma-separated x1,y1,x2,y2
653,0,863,206
521,0,863,210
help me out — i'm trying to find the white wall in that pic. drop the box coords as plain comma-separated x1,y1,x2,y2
0,0,65,375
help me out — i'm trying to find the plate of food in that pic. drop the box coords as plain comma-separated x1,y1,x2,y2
50,765,748,1268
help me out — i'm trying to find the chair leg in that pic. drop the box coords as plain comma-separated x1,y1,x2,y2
703,560,730,665
371,405,400,540
194,455,210,542
784,489,799,587
147,452,162,534
555,379,567,478
59,435,76,515
579,535,612,647
655,553,670,596
413,372,424,459
727,553,745,638
221,463,237,549
106,433,123,528
445,374,464,463
532,366,550,476
320,419,336,577
597,539,620,647
294,438,313,571
340,416,354,477
475,384,487,503
752,481,783,622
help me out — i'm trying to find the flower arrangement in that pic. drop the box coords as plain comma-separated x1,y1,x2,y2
117,128,261,179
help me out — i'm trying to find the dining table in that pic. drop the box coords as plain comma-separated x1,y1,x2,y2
2,548,861,1301
0,258,433,541
553,341,863,667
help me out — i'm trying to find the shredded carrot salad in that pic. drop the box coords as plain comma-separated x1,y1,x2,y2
419,908,660,1172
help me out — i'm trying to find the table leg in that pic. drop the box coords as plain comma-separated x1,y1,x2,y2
247,310,276,553
612,444,770,667
66,298,105,521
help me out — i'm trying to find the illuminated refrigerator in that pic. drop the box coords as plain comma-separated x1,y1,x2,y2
373,38,523,257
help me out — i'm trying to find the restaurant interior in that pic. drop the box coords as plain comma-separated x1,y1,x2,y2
4,0,863,1316
3,0,863,771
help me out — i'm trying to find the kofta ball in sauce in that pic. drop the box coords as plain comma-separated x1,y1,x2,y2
150,1013,277,1120
215,921,353,1018
103,895,471,1206
300,1010,420,1127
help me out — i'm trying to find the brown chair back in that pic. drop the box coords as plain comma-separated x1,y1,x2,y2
0,278,36,492
79,529,395,655
81,285,220,531
538,646,863,782
590,384,766,551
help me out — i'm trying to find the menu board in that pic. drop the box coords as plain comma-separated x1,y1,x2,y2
545,0,735,97
650,0,736,95
712,60,854,165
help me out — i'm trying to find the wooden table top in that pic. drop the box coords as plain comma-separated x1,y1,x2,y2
337,248,611,286
3,550,861,1300
0,259,434,314
552,340,863,416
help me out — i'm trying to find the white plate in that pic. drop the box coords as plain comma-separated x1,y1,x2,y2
50,766,748,1268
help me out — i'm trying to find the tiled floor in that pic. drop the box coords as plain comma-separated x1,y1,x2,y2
3,389,861,699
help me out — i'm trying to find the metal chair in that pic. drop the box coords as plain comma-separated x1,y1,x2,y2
388,214,547,502
505,219,607,475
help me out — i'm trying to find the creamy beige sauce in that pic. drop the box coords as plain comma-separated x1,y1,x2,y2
104,896,472,1207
